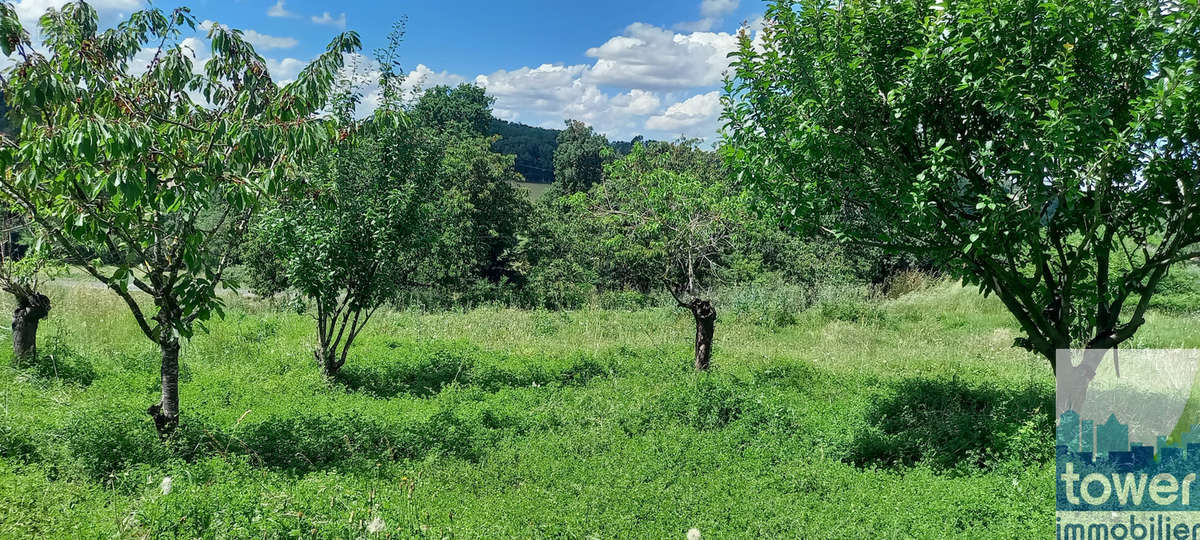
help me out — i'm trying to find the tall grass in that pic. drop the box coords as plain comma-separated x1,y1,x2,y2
0,279,1194,537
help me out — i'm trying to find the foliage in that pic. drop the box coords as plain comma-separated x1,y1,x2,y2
0,2,359,429
724,0,1200,369
248,26,433,376
552,119,614,194
426,134,531,287
0,282,1113,537
589,141,750,299
489,117,559,183
412,83,493,135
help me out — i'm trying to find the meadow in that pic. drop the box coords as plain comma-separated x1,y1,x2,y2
1,278,1195,538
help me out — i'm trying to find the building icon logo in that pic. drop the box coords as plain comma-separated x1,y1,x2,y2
1056,349,1200,538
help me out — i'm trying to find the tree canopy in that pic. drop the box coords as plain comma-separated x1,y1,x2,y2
0,1,360,433
723,0,1200,393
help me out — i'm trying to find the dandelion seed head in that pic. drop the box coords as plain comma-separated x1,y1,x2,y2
367,516,386,534
687,527,701,540
160,476,172,495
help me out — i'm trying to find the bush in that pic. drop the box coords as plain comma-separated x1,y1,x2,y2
63,406,169,480
720,280,814,328
815,286,888,325
666,375,746,430
22,333,96,386
878,270,937,299
594,290,652,311
233,409,482,471
846,377,1053,472
1152,264,1200,313
0,420,39,463
525,259,597,310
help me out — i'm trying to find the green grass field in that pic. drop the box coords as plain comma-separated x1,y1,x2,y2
510,180,553,201
1,280,1198,538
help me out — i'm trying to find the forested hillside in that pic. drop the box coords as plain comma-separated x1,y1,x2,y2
488,118,646,184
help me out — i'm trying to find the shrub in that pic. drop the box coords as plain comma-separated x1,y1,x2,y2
666,375,746,430
815,286,888,325
63,406,169,480
846,377,1053,472
22,333,96,387
1151,264,1200,313
0,419,39,463
720,280,814,328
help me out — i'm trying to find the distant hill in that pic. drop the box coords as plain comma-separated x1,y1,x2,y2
488,118,646,185
489,118,559,184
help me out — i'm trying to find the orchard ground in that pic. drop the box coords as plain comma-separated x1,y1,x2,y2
1,275,1198,538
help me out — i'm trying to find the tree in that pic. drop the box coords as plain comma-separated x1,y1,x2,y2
0,213,56,366
248,112,429,377
247,24,436,377
409,80,532,296
412,83,493,135
723,0,1200,411
589,142,749,370
489,118,559,184
0,2,360,434
428,134,531,287
553,120,613,193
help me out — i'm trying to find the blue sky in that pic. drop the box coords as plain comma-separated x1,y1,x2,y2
12,0,763,141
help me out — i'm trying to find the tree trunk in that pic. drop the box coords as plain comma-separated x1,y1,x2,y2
690,299,716,371
148,336,181,437
1055,348,1108,418
10,292,49,368
315,346,340,378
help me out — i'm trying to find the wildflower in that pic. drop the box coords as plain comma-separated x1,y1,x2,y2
160,476,172,495
1063,43,1074,52
367,517,386,534
687,528,701,540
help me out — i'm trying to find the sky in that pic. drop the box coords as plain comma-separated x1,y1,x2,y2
8,0,765,142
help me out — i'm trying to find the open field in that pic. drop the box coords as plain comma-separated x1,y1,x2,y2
0,281,1198,538
509,180,553,201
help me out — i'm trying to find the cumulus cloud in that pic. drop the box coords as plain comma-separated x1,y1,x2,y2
675,0,739,32
583,23,737,90
611,89,661,116
265,57,306,84
701,0,739,18
401,64,467,96
10,0,141,46
311,11,347,29
266,0,295,18
645,91,722,133
200,21,297,50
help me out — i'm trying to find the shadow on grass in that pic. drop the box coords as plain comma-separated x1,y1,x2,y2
846,376,1053,472
335,342,615,398
17,336,97,387
63,407,486,479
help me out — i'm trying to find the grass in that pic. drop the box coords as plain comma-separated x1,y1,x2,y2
0,281,1196,537
509,180,553,201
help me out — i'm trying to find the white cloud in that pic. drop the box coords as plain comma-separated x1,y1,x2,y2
701,0,739,18
583,23,737,90
401,64,467,96
265,57,306,85
674,0,739,33
645,91,721,133
10,0,141,45
200,21,297,50
240,29,297,50
611,89,661,116
311,11,347,29
267,0,295,18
